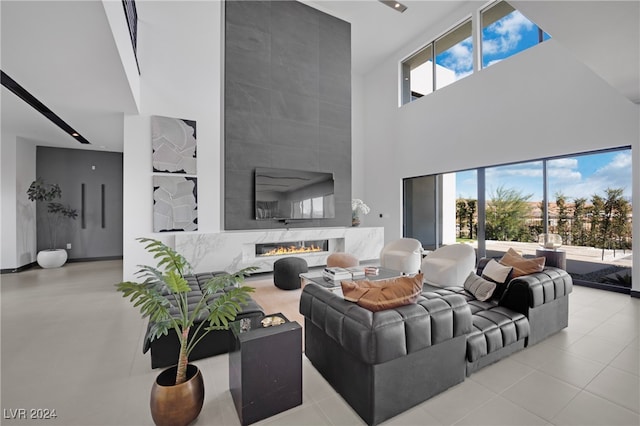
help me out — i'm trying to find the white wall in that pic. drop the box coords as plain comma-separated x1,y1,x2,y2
1,133,18,269
362,37,639,286
441,173,456,245
122,1,223,280
15,138,36,267
1,135,36,270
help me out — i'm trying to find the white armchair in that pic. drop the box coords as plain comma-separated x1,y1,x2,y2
421,243,476,287
379,238,423,274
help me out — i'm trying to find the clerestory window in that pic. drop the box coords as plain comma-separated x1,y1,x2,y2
401,1,550,106
401,19,472,104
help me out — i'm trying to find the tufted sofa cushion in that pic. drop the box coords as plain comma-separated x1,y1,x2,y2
499,267,572,314
300,283,472,365
465,306,530,362
422,285,529,362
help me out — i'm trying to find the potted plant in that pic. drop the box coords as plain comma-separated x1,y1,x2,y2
116,238,256,426
27,177,78,268
351,198,370,227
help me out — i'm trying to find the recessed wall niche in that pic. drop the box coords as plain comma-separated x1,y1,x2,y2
224,0,351,230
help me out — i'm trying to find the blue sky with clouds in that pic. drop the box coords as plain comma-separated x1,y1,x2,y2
455,150,633,202
436,8,550,80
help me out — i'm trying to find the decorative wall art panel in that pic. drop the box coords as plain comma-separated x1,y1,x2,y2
153,175,198,232
151,115,197,174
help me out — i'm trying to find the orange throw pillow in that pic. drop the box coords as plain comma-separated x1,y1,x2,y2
341,273,423,312
500,248,545,278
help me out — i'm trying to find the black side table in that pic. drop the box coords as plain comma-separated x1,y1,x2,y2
229,313,302,426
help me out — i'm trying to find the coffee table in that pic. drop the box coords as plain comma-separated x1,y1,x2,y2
299,266,405,295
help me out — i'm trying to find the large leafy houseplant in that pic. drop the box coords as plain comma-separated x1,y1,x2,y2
27,178,78,249
116,238,256,385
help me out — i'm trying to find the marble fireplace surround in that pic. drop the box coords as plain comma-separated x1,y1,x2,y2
175,227,384,273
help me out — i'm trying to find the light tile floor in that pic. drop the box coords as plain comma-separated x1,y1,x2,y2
1,260,638,425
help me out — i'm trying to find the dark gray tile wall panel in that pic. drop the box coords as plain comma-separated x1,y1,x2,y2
224,0,351,230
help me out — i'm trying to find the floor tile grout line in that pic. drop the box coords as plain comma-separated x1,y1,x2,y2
579,388,640,416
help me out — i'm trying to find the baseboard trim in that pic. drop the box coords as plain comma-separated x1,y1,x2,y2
67,256,123,263
1,256,123,274
631,290,640,299
572,279,630,295
0,262,38,274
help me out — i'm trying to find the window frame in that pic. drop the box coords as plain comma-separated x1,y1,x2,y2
400,16,472,105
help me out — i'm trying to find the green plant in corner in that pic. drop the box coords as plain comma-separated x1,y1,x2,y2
599,272,632,288
116,238,256,385
27,178,78,249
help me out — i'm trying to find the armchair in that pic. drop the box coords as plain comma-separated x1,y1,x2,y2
379,238,423,274
421,244,476,287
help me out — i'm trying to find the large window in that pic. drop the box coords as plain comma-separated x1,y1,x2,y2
404,147,633,292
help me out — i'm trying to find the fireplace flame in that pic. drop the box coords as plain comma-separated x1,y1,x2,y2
262,244,323,256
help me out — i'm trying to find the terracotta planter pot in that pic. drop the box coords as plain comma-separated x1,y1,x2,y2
150,364,204,426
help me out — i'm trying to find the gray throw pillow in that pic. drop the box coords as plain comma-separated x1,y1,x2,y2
463,271,496,302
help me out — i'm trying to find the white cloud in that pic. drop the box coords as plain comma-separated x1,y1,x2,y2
547,158,582,181
483,11,534,55
548,158,578,169
438,39,473,75
598,151,632,172
548,168,582,181
492,11,534,36
550,152,631,200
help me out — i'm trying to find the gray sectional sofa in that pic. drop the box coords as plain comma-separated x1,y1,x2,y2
299,263,573,425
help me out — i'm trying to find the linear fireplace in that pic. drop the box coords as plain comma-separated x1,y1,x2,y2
255,240,329,257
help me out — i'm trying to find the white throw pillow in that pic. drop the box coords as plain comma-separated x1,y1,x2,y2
481,259,512,284
463,272,496,302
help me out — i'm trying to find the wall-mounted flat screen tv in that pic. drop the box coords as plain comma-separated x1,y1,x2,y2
255,167,335,220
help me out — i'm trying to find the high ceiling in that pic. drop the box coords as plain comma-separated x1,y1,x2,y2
1,1,638,154
1,0,138,152
304,0,470,74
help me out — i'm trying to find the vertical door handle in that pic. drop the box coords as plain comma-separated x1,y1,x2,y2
81,183,86,229
101,184,106,228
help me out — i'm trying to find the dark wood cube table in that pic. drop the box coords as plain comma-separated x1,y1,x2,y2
229,313,302,425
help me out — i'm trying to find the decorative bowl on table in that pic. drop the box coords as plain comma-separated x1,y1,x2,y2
538,233,562,250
